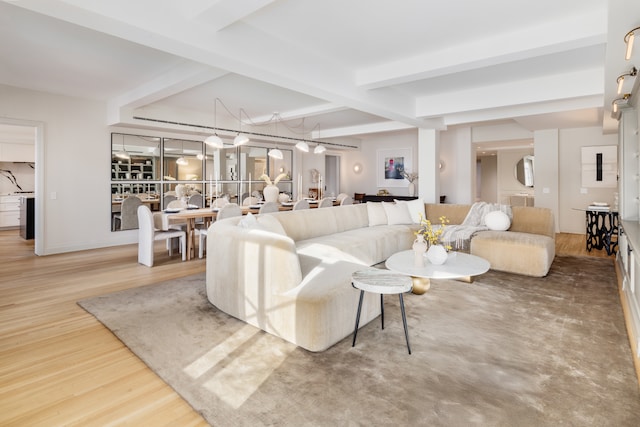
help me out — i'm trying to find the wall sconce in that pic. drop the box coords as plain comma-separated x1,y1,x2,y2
353,163,362,174
439,160,445,171
612,94,631,115
625,26,640,60
617,67,637,93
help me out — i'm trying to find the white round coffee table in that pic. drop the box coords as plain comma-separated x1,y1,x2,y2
385,250,490,294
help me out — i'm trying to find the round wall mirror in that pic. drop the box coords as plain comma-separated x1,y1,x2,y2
515,155,534,187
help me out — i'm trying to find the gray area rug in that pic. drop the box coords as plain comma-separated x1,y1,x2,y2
79,256,640,426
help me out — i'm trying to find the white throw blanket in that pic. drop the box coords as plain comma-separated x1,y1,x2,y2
440,202,512,251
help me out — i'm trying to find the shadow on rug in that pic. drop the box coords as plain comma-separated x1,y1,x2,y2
78,256,640,426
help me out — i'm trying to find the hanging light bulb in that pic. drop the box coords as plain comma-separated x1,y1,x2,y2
295,141,309,152
176,156,188,165
233,109,250,146
205,134,224,148
205,99,224,148
116,134,130,160
197,153,204,160
268,148,283,159
295,118,309,152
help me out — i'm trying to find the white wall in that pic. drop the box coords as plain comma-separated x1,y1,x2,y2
339,131,418,198
477,155,497,203
558,127,618,234
0,84,134,254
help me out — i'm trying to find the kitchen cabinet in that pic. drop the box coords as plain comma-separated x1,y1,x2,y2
0,195,21,228
0,143,35,162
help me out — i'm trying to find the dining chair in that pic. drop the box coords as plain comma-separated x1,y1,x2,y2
318,198,334,208
116,196,142,230
259,201,279,214
198,203,242,258
137,205,186,267
293,199,309,210
211,197,229,208
167,200,188,209
340,196,353,206
188,193,204,208
336,193,349,203
163,194,177,209
353,193,365,204
242,196,259,206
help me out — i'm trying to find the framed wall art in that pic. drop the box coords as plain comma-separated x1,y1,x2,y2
377,148,412,188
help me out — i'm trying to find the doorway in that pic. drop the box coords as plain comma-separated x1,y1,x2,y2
325,155,340,198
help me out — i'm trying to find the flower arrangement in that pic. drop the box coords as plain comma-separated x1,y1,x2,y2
259,173,288,186
416,214,451,250
401,171,418,183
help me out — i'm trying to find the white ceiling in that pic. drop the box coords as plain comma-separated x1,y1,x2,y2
1,0,639,144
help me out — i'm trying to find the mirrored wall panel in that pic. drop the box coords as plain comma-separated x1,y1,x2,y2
110,133,293,231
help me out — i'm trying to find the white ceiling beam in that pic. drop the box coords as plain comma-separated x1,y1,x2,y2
249,103,349,124
107,63,226,125
312,121,415,139
443,95,603,127
416,68,603,119
190,0,275,31
356,10,606,90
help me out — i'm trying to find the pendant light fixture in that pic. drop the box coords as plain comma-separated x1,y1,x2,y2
115,134,130,160
176,140,188,165
314,144,326,154
205,99,224,149
233,109,250,146
313,124,326,154
295,118,310,152
268,113,283,159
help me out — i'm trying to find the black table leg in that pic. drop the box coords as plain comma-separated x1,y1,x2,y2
399,294,411,354
380,294,384,330
352,289,365,347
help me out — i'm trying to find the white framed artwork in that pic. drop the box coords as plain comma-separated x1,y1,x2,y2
581,145,617,188
377,148,412,188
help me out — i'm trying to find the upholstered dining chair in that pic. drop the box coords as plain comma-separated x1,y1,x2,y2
188,193,204,208
211,197,229,208
137,205,186,267
353,193,365,204
116,196,142,230
258,201,279,214
198,203,243,258
340,196,353,205
293,199,310,210
336,193,349,203
318,198,334,208
163,194,177,209
242,196,259,206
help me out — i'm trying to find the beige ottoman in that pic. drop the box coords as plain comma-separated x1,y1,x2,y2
470,230,555,277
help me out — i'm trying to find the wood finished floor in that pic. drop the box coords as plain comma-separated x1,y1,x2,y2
0,230,613,426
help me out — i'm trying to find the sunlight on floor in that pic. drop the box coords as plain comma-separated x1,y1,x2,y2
183,323,296,409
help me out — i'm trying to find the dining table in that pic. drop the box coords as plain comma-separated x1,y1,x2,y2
153,200,341,260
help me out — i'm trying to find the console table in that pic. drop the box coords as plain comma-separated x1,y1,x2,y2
585,210,618,255
362,195,418,203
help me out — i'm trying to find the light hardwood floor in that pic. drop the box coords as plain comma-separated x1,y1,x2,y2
0,230,612,426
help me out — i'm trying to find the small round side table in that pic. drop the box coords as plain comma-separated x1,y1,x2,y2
351,269,413,354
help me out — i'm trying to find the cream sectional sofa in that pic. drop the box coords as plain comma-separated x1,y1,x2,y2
206,201,555,352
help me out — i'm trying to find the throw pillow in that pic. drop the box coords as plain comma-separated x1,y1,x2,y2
238,212,263,230
257,214,286,235
484,210,511,231
367,202,388,226
394,198,425,224
382,202,414,225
